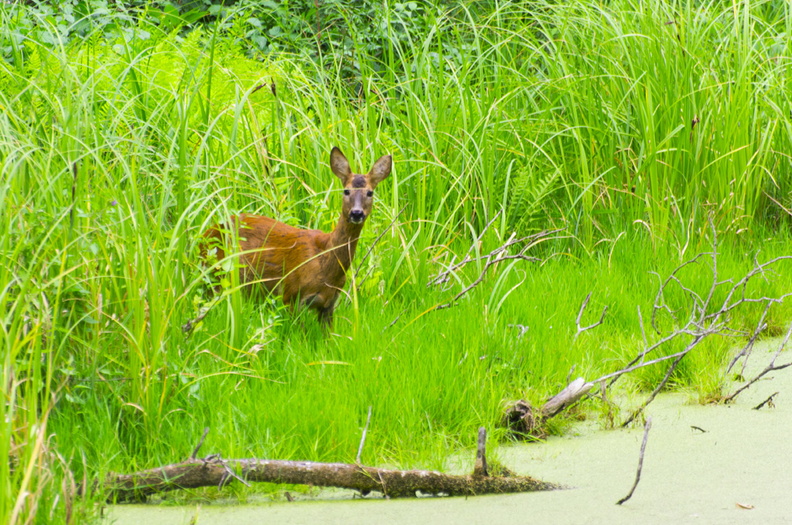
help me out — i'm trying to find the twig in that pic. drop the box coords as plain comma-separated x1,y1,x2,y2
508,324,530,338
182,297,220,335
219,455,251,488
753,392,779,411
190,427,210,460
637,305,647,348
473,427,488,478
433,229,561,310
384,311,405,330
725,322,792,403
726,302,771,375
764,191,792,218
621,351,688,427
573,292,608,341
616,416,652,505
541,378,594,419
356,406,373,464
428,212,504,288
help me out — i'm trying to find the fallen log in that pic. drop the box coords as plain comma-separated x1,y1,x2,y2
503,378,595,439
105,428,561,502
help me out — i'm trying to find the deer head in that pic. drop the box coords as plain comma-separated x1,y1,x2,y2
330,147,392,225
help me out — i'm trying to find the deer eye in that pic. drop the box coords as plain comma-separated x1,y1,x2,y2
343,189,350,196
366,190,374,197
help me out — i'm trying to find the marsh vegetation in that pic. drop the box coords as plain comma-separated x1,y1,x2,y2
2,0,791,522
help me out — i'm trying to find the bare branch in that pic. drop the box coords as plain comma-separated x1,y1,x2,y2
428,211,503,288
616,417,652,505
432,229,562,310
637,305,647,348
542,378,594,419
753,392,779,411
503,214,792,431
190,427,210,460
473,428,488,478
726,301,771,375
508,324,530,338
764,191,792,217
621,349,690,427
356,406,373,464
573,292,608,341
725,323,792,403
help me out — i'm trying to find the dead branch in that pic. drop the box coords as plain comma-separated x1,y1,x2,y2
753,392,779,410
105,429,560,502
431,229,562,310
620,351,686,427
616,416,652,505
182,294,222,335
724,323,792,403
542,378,594,419
512,219,792,430
764,191,792,218
191,427,210,460
502,378,594,439
355,406,372,464
604,223,792,422
429,212,503,288
473,427,488,478
508,323,530,338
573,292,608,341
726,301,771,376
637,305,647,347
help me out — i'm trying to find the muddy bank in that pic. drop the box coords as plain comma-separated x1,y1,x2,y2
105,344,792,524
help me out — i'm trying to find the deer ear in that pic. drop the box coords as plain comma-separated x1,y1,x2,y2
368,154,392,188
330,147,352,182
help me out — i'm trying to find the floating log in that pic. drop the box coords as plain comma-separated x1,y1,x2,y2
105,428,560,502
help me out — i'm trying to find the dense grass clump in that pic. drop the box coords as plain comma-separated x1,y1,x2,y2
2,0,791,522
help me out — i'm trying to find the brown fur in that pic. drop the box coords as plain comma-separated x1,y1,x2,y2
201,147,392,327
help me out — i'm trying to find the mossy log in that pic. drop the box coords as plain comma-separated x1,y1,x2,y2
105,429,560,502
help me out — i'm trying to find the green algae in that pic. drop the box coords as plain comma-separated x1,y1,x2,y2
105,342,792,525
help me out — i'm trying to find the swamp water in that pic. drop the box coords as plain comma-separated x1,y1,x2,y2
105,344,792,524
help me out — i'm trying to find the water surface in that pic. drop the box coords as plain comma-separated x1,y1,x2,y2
106,344,792,524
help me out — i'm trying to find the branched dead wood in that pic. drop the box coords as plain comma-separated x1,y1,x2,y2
428,223,562,310
603,224,792,424
724,322,792,403
105,429,560,502
506,220,792,434
573,292,608,341
752,392,779,410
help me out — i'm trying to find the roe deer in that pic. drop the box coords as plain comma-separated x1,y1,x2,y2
202,147,392,327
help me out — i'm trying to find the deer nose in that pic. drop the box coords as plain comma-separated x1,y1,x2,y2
349,210,365,223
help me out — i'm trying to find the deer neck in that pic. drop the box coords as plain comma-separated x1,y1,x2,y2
324,215,364,273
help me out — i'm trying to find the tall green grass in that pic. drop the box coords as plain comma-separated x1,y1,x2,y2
1,0,792,522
